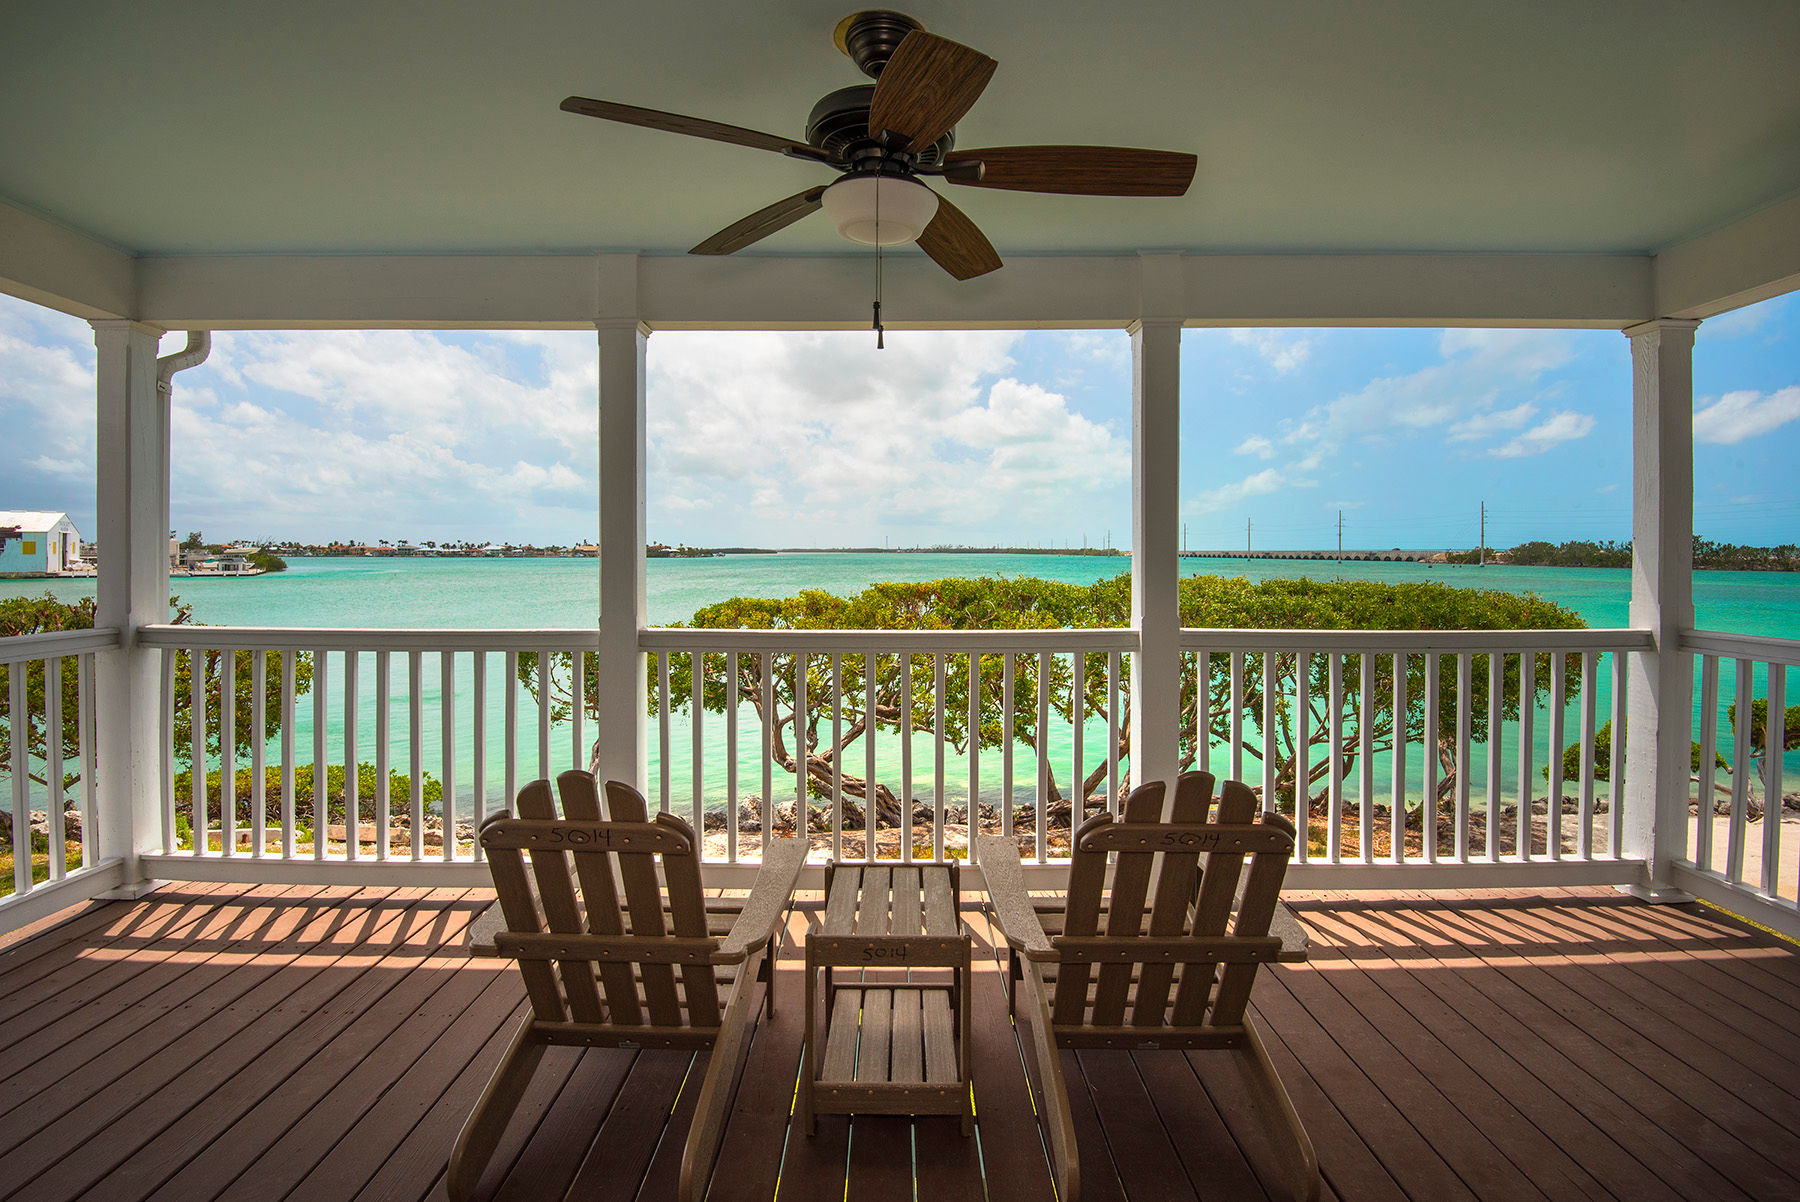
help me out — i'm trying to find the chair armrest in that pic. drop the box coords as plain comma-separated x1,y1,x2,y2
976,835,1056,962
714,837,808,964
1270,899,1309,962
466,899,507,957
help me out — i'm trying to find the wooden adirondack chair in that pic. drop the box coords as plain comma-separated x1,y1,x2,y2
449,772,807,1202
980,770,1320,1202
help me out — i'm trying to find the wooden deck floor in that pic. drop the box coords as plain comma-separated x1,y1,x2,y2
0,882,1797,1201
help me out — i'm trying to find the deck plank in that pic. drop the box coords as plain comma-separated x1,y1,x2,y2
1129,1051,1272,1202
1296,900,1680,1202
1074,1049,1198,1199
0,885,437,1198
561,1050,696,1201
481,1048,635,1202
1423,894,1800,1187
0,885,1794,1202
709,908,806,1202
1381,894,1785,1200
1286,907,1609,1200
40,888,478,1202
1333,897,1751,1202
202,959,524,1202
964,913,1056,1202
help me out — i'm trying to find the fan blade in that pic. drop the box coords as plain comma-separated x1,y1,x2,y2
943,146,1197,196
866,32,997,153
915,190,1001,281
690,186,828,256
561,96,835,163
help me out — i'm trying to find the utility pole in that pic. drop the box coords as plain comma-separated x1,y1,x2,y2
1246,517,1252,555
1182,522,1187,555
1337,509,1343,559
1479,502,1486,567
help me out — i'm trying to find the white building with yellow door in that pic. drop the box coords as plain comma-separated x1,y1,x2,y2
0,510,85,576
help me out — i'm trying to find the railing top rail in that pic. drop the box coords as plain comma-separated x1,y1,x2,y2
638,627,1139,652
136,625,599,653
0,627,121,664
126,624,1655,656
1683,628,1800,667
1180,627,1653,653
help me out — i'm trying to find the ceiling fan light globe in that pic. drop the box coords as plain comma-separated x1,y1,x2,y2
821,176,939,246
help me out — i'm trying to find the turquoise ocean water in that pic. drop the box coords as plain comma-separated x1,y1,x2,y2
7,553,1797,815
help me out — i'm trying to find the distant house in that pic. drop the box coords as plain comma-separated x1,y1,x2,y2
0,511,85,575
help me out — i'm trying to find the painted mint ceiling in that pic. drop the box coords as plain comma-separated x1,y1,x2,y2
3,1,1798,258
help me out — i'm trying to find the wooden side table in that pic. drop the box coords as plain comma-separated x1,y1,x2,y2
800,862,973,1134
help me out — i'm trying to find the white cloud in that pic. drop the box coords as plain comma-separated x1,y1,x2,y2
1693,387,1800,444
1184,468,1287,515
1227,329,1312,374
162,329,601,540
1489,410,1596,458
1235,434,1276,459
1437,328,1575,376
644,330,1127,544
1701,302,1777,340
1448,402,1537,442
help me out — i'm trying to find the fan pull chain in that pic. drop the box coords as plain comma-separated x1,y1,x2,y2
873,175,885,349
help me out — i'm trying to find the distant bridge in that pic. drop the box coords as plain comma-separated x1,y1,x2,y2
1180,549,1446,563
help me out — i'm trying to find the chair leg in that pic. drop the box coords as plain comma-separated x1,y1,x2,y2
447,1015,546,1202
1234,1020,1321,1202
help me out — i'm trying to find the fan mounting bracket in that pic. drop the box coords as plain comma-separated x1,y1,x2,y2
833,10,925,79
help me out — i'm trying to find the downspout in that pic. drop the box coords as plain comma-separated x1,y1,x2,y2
156,330,210,393
156,332,208,577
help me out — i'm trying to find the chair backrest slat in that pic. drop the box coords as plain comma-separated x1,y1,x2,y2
484,775,734,1039
604,780,686,1027
659,810,722,1027
1208,811,1297,1027
513,779,607,1024
556,771,643,1026
1130,772,1213,1026
1053,781,1163,1025
1088,783,1167,1026
1171,779,1260,1027
484,832,566,1021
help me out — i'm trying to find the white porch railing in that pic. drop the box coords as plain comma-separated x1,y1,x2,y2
136,626,597,880
120,623,1659,891
639,628,1135,866
0,628,114,924
1671,629,1800,925
1183,628,1650,886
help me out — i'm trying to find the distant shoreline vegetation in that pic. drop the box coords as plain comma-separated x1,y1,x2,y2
263,542,1127,559
1441,538,1800,572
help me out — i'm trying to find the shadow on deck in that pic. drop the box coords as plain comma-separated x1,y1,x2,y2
0,881,1796,1201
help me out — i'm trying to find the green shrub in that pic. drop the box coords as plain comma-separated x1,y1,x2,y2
173,762,443,831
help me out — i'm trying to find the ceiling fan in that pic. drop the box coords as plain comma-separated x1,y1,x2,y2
560,10,1197,281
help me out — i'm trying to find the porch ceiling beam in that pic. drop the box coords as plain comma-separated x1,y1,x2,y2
129,249,1656,330
0,201,133,320
1653,191,1800,320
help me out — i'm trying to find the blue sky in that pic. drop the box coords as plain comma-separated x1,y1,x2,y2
1,290,1794,549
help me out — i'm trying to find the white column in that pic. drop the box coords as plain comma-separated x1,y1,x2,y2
91,319,169,892
592,320,649,790
1622,317,1699,901
1129,318,1183,791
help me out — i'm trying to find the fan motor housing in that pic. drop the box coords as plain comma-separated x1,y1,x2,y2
806,84,953,166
